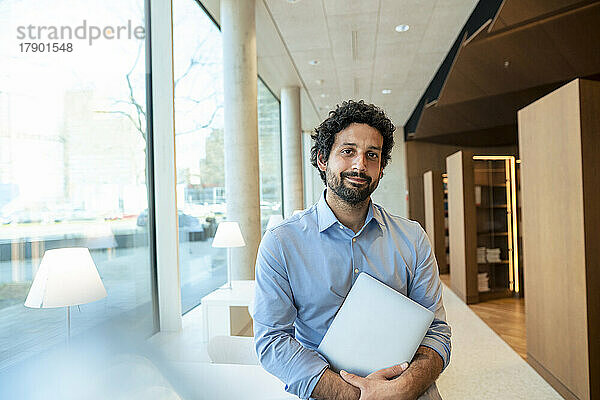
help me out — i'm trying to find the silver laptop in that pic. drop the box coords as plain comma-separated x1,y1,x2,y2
317,272,434,377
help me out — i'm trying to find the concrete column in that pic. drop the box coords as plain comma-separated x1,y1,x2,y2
281,86,304,216
221,0,260,280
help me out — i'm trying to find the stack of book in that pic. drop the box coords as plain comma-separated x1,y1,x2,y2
486,248,502,263
477,247,487,264
478,272,490,292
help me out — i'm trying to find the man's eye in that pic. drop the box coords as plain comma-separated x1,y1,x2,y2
368,152,379,159
341,149,353,155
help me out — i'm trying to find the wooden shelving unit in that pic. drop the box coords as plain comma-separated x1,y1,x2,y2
518,79,600,400
423,170,448,274
446,151,521,305
473,156,520,300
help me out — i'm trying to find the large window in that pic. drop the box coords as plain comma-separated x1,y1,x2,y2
0,0,156,371
258,79,283,230
174,1,282,313
173,0,227,313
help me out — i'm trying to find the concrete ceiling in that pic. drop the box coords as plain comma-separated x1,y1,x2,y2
200,0,478,131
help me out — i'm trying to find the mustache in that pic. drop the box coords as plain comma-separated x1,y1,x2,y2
341,171,372,183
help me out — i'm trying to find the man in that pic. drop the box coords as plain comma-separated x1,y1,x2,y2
253,100,451,400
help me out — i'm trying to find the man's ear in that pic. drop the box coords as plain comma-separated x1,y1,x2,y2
316,151,327,172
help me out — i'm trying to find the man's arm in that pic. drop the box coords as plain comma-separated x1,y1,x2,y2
253,230,331,399
311,369,360,400
339,346,441,400
410,223,452,370
391,346,443,398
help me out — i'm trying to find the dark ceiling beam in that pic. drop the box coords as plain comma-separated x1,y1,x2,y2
403,0,503,139
413,125,518,147
408,0,600,145
413,82,565,140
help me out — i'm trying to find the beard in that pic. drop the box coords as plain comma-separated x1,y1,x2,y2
326,168,379,206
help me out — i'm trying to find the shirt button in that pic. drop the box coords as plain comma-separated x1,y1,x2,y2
339,224,344,229
352,238,356,242
354,268,359,274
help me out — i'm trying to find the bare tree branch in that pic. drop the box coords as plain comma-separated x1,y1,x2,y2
175,105,222,136
95,110,146,138
98,34,221,143
174,58,199,87
179,93,218,104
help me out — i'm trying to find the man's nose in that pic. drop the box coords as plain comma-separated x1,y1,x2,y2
352,153,367,172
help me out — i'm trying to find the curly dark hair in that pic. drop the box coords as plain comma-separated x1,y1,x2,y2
310,100,395,184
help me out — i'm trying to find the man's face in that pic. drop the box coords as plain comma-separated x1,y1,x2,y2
317,123,384,205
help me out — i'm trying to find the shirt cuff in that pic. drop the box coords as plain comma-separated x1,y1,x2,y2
420,336,451,372
304,363,330,400
284,352,329,399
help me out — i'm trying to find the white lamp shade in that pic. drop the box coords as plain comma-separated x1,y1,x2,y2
266,215,284,230
212,221,246,248
25,247,107,308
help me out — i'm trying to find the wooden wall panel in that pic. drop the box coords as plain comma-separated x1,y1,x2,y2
423,170,447,274
518,79,599,400
579,80,600,400
446,151,478,304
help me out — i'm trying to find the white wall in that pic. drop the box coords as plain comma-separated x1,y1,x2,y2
371,133,408,218
302,131,323,208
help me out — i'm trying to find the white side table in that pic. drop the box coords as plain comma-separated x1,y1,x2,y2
201,280,255,342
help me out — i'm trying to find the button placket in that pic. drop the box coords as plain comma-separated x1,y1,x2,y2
352,235,359,275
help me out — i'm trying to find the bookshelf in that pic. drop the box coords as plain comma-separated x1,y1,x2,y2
446,151,521,304
473,156,520,301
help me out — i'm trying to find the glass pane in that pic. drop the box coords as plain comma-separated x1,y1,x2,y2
173,0,227,314
258,80,283,231
0,0,155,371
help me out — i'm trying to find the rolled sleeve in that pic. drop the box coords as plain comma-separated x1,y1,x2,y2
253,229,330,399
409,223,452,371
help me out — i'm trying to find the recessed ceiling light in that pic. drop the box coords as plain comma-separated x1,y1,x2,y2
320,93,329,98
287,0,300,3
308,59,319,66
315,79,324,85
395,24,410,32
382,89,392,94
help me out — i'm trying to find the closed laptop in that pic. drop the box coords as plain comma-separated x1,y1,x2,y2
317,272,434,377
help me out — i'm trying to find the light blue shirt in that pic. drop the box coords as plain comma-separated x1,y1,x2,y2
253,191,451,399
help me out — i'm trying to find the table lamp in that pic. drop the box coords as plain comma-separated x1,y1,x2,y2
212,221,246,289
25,247,107,341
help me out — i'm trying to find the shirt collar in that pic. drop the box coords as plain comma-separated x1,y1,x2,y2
317,190,384,233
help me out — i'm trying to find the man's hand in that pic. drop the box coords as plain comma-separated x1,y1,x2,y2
339,363,409,400
340,346,444,400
